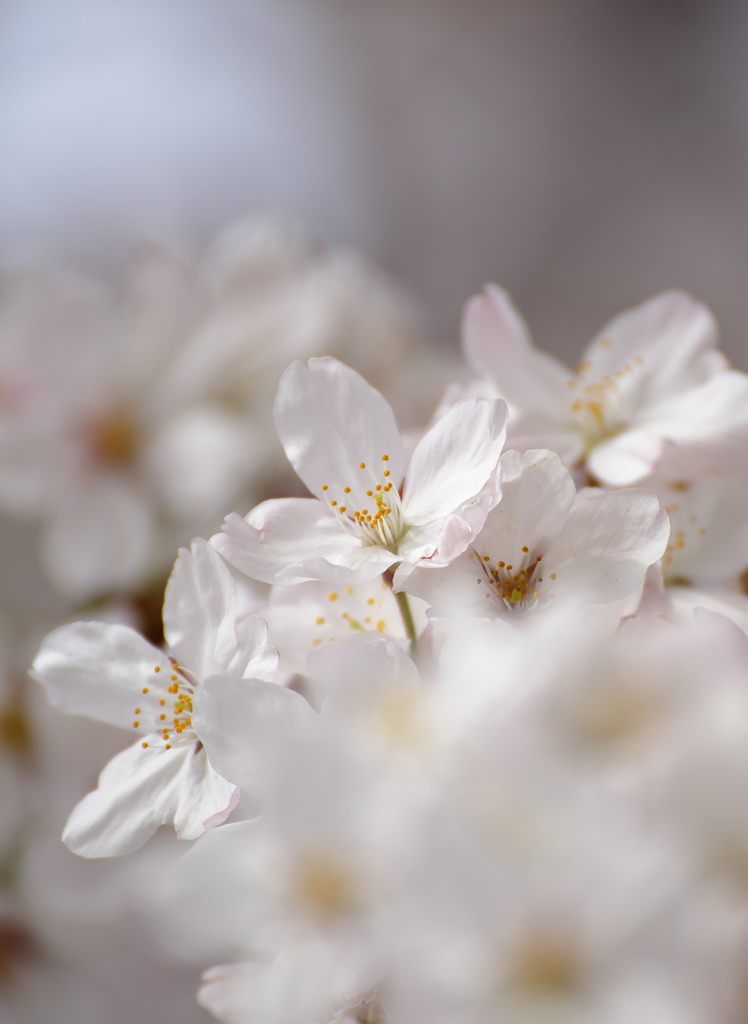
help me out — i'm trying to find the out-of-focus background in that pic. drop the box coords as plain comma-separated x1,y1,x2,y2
3,0,748,363
2,1,748,1020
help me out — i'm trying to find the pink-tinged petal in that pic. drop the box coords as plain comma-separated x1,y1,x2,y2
199,962,266,1024
62,740,190,857
477,450,577,564
462,285,570,419
144,405,260,522
587,432,664,486
30,621,170,729
545,487,670,605
40,472,154,601
163,538,242,679
274,357,405,508
301,544,399,585
212,499,362,586
402,398,508,525
583,290,722,397
193,675,317,793
173,746,239,840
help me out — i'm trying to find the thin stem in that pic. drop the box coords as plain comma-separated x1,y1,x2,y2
384,565,419,663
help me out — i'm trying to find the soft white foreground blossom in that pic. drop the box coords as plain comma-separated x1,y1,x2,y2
463,286,748,486
259,576,428,676
213,357,508,588
401,449,669,620
30,539,278,856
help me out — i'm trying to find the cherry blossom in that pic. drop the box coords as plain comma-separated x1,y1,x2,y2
463,286,748,486
29,539,278,856
213,357,508,588
400,449,669,621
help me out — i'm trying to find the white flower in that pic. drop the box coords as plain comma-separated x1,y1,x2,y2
400,449,669,620
0,257,259,601
463,286,748,486
259,576,428,676
30,539,278,856
213,357,508,587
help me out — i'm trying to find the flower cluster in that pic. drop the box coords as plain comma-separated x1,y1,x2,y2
31,286,748,1024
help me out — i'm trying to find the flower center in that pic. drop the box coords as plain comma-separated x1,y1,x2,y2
567,353,644,447
292,854,357,922
87,409,140,466
474,548,556,613
320,455,406,552
131,657,196,750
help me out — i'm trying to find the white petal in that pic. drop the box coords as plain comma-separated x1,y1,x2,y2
145,405,261,522
62,740,190,857
545,487,670,604
273,357,405,508
212,500,382,586
40,472,153,601
462,285,570,418
583,290,721,396
587,431,664,487
31,621,170,729
193,675,317,793
163,537,243,679
475,449,577,565
402,398,507,525
173,746,239,840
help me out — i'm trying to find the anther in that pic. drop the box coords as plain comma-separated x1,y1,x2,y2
331,500,337,506
316,616,325,625
483,556,490,561
171,675,178,681
321,485,328,491
142,687,149,694
142,742,149,748
132,721,139,728
360,462,366,469
382,455,389,461
550,573,557,580
344,487,351,493
521,546,529,553
329,592,338,601
339,506,346,513
376,620,385,631
383,470,390,477
366,490,373,496
134,708,141,714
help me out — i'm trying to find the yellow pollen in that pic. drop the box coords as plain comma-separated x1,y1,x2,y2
154,666,161,673
159,699,165,706
498,561,505,568
522,546,529,553
316,616,325,625
376,620,386,632
364,617,371,623
382,454,389,461
134,708,141,714
506,565,513,571
376,484,382,491
171,675,178,681
550,573,557,580
360,462,366,468
331,500,337,506
366,490,373,496
344,487,351,493
321,485,328,491
132,721,139,728
312,638,321,646
345,586,353,594
142,687,149,694
160,714,166,721
483,555,490,561
367,598,375,605
142,742,148,748
339,506,346,513
165,744,171,750
329,592,338,601
383,470,390,477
